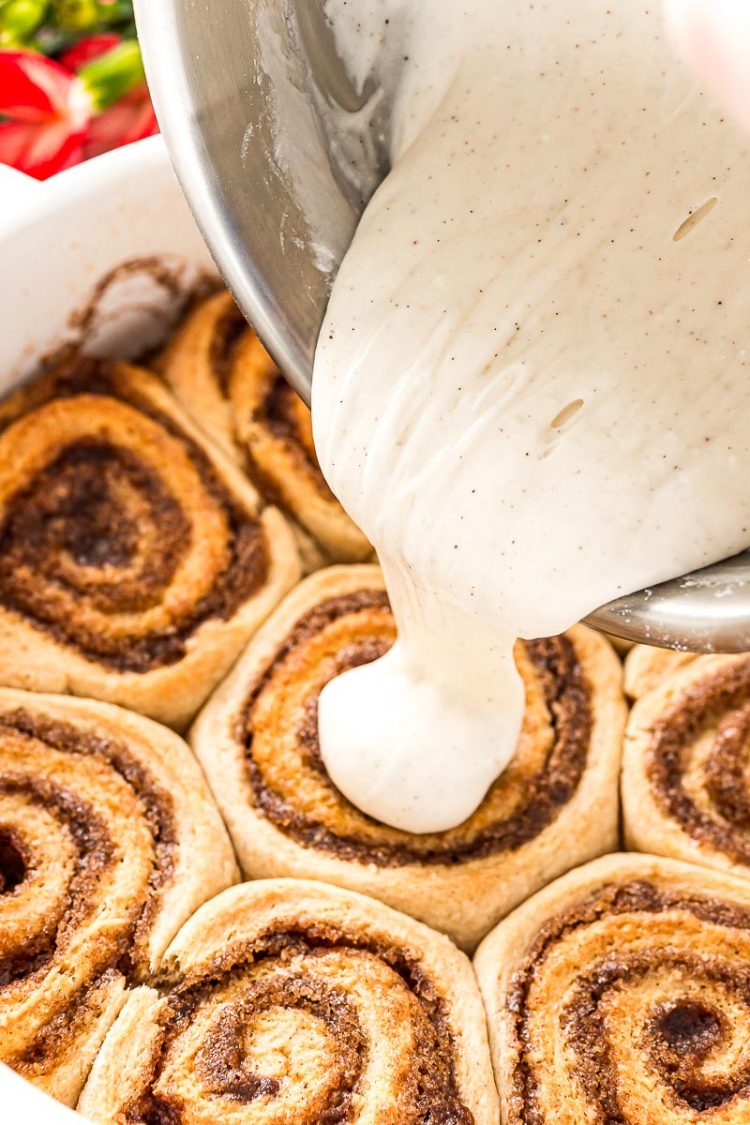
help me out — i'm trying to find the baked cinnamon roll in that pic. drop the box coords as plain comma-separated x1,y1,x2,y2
0,354,300,729
159,292,372,567
624,644,698,699
78,879,498,1123
192,565,626,949
0,689,238,1105
604,633,634,658
475,852,750,1124
623,654,750,881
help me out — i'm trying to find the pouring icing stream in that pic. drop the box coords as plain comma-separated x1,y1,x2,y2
311,0,750,833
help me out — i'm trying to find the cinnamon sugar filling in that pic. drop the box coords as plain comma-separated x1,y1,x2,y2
0,827,27,894
209,302,247,396
0,708,178,1067
647,659,750,865
242,365,336,516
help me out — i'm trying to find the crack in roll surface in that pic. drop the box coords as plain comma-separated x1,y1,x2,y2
78,882,495,1123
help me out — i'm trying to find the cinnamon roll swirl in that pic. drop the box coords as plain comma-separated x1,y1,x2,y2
191,565,626,950
475,852,750,1125
0,354,300,729
0,688,238,1105
623,654,750,881
624,644,698,699
79,879,498,1124
159,291,372,567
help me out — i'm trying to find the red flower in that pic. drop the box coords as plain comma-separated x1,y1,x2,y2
0,49,91,179
83,82,158,158
0,39,159,180
59,33,122,72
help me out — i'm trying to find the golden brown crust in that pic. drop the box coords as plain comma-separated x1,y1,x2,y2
191,565,626,949
79,879,498,1124
159,292,372,566
623,653,750,880
0,689,238,1105
155,289,243,461
604,632,634,658
624,644,698,699
475,852,750,1125
0,353,300,729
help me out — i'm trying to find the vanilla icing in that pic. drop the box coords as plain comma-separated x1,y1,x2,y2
312,0,750,833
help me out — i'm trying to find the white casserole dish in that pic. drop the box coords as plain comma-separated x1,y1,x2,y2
0,134,216,1123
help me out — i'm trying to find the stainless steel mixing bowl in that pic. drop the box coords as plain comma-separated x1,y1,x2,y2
134,0,372,403
134,0,750,653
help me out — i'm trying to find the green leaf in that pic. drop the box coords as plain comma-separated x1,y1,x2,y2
78,37,145,109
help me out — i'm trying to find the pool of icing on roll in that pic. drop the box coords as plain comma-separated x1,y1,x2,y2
310,0,750,834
